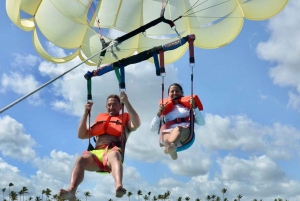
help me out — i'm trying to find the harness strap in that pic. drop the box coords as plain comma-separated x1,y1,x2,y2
103,116,111,133
159,116,190,133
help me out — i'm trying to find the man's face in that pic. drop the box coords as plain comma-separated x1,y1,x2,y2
106,98,121,116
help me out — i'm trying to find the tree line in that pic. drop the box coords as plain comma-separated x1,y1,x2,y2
1,183,289,201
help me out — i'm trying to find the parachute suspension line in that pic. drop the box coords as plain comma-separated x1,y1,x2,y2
97,37,107,67
182,0,232,18
110,40,120,60
84,0,107,67
172,0,204,22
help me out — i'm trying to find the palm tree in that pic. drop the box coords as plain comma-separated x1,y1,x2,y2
152,196,158,201
21,187,28,201
237,195,242,201
142,195,149,201
2,188,6,201
137,190,142,201
127,191,132,201
216,197,221,201
177,197,182,201
44,189,51,201
52,194,59,201
108,199,113,201
211,195,216,201
41,190,45,201
195,199,201,201
164,191,170,200
206,195,211,201
8,183,14,201
34,197,41,201
17,191,23,201
185,196,190,201
83,191,91,201
9,191,17,201
157,195,163,201
221,188,227,201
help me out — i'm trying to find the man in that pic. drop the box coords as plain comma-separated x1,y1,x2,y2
58,91,141,200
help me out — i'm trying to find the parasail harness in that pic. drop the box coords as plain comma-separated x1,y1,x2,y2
154,35,203,151
84,64,128,164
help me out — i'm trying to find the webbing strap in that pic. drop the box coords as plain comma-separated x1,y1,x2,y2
159,50,166,76
153,53,160,76
119,66,125,89
159,116,190,133
87,78,92,101
187,34,195,64
113,65,126,90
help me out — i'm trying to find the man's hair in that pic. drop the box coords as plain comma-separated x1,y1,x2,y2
168,83,184,94
106,94,121,103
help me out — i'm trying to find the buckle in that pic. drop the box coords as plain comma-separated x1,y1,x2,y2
176,118,182,123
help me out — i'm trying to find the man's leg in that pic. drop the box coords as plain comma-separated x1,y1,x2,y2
58,152,99,201
107,150,126,198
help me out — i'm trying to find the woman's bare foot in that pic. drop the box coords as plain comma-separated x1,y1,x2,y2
115,186,126,198
168,143,178,160
164,140,171,154
58,189,76,201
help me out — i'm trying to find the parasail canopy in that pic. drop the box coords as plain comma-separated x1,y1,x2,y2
6,0,289,66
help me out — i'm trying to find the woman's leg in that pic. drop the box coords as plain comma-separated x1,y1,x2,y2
163,127,191,160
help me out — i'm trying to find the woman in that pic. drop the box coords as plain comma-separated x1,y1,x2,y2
150,83,205,160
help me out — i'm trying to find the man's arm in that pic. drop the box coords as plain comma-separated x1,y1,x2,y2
120,92,141,131
78,102,93,139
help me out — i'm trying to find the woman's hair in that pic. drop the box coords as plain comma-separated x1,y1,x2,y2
168,83,184,94
106,94,121,103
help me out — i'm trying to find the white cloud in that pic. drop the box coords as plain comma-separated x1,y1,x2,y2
0,116,36,161
0,73,42,105
200,114,300,160
256,0,300,112
11,53,41,69
216,155,300,199
287,91,300,112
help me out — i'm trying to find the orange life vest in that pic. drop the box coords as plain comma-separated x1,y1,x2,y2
159,95,203,115
90,113,129,137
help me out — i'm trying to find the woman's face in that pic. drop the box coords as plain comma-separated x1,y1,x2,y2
168,85,183,100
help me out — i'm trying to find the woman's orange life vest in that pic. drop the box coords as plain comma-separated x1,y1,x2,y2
90,113,129,137
159,95,203,115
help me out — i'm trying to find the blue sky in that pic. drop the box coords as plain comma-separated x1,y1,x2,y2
1,1,300,201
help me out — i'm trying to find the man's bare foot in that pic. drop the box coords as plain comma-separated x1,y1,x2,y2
168,143,178,160
58,189,76,201
115,186,126,198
